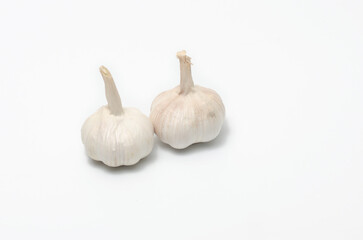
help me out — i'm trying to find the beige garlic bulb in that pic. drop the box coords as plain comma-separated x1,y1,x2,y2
81,66,154,167
150,50,225,149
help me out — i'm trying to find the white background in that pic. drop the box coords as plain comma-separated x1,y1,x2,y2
0,0,362,239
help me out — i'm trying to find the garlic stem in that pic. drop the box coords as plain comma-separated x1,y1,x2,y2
99,66,123,115
177,50,194,95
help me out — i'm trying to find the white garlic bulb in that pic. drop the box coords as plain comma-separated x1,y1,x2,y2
81,66,154,167
150,50,225,149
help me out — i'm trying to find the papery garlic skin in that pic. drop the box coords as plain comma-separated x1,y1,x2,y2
82,107,154,167
81,66,154,167
150,51,225,149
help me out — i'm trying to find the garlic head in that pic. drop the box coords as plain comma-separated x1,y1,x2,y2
150,50,225,149
82,66,154,167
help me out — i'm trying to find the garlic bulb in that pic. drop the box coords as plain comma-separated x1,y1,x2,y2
81,66,154,167
150,50,225,149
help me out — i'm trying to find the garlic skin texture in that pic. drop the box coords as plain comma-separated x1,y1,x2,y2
150,50,225,149
82,66,154,167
